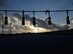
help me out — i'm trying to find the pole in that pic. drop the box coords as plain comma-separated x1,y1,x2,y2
1,16,4,34
10,23,12,34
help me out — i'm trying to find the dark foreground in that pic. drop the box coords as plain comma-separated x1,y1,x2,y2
0,30,73,54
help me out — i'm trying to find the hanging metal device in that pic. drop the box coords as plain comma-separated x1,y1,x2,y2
66,10,70,24
0,9,72,26
22,10,25,25
32,11,36,26
46,10,51,25
5,10,8,25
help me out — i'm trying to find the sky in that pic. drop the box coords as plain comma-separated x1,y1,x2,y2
0,0,73,24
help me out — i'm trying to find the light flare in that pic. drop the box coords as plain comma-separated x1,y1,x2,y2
25,25,51,33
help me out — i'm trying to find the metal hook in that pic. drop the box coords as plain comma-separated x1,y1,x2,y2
45,10,50,17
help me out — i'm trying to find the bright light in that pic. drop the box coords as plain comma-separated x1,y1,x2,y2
71,20,73,23
25,25,51,33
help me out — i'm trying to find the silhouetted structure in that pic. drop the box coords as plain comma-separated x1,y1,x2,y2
48,17,51,25
32,17,36,26
66,10,70,24
32,11,36,26
1,16,4,34
0,9,73,34
4,10,8,25
10,23,12,34
22,10,25,25
46,10,52,25
0,9,72,26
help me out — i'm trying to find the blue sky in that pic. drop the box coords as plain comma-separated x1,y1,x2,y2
4,0,73,10
1,0,73,24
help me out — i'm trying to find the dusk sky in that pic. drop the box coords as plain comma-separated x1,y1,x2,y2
0,0,73,24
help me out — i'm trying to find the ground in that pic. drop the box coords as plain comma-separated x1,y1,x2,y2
0,29,73,54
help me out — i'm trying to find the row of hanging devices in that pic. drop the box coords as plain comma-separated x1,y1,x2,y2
4,10,36,26
4,10,70,26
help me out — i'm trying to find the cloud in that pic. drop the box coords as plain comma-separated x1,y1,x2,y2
0,13,69,34
44,18,69,30
69,18,73,29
